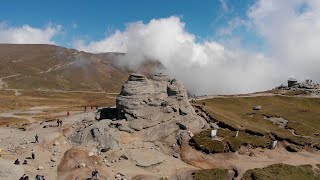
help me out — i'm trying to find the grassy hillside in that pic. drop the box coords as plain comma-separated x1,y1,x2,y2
242,164,320,180
0,44,132,92
197,96,320,149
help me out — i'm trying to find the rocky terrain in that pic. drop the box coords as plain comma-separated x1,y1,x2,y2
0,73,320,180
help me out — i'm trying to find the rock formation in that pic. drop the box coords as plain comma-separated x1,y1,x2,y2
117,73,207,132
71,73,207,147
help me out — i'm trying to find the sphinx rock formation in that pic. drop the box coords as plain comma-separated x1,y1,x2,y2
116,73,207,140
71,73,207,147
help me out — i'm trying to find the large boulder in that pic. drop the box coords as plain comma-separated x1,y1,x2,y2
116,73,207,140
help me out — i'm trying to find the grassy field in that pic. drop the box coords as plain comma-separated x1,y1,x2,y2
198,96,320,148
242,164,320,180
192,168,229,180
0,89,117,126
191,128,272,153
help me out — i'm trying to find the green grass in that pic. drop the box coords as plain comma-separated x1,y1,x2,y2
192,168,229,180
242,164,320,180
191,129,272,153
217,129,272,152
200,96,320,147
191,130,228,153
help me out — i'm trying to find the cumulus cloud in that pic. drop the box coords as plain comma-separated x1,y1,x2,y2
0,23,61,44
75,16,279,95
248,0,320,81
75,0,320,95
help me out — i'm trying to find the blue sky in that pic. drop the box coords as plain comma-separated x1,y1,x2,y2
1,0,320,94
0,0,256,47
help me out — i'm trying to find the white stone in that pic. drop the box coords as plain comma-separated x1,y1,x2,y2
78,163,86,168
211,129,217,138
37,166,44,170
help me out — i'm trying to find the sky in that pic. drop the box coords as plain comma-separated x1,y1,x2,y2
1,0,320,95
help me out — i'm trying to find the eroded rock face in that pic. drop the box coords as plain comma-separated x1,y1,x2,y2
116,73,207,134
71,73,207,146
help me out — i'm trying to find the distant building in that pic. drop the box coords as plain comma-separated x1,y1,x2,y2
288,78,298,87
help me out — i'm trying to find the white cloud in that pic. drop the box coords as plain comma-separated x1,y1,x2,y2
75,16,280,95
74,0,320,95
248,0,320,81
0,23,61,44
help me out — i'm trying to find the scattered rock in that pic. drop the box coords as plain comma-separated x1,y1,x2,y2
173,153,180,158
176,122,187,130
119,154,128,160
37,166,44,170
118,125,134,133
53,142,60,146
50,157,57,162
101,147,110,153
210,123,220,130
253,105,262,110
78,163,86,168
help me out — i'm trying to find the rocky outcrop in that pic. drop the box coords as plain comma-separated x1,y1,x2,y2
71,73,207,146
116,73,207,136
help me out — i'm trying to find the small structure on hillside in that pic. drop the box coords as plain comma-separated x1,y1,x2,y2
288,78,298,87
211,129,217,138
272,140,278,149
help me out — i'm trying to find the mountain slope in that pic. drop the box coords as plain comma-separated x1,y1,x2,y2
0,44,153,92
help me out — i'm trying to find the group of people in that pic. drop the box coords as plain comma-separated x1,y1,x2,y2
14,149,35,166
56,119,63,127
19,174,46,180
91,169,99,179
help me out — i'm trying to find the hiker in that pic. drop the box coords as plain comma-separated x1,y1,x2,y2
84,106,87,112
35,175,41,180
59,120,63,126
19,174,26,180
35,134,39,143
31,150,35,160
42,175,46,180
23,159,28,165
24,176,29,180
57,119,60,127
14,159,20,165
67,111,70,117
92,169,99,179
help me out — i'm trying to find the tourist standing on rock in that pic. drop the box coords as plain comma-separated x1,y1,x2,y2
35,134,39,143
84,106,87,112
59,120,63,126
57,119,60,127
67,111,70,116
35,175,41,180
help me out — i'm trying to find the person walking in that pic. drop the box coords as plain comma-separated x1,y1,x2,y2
57,119,60,127
59,120,63,126
31,149,35,160
35,134,39,143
